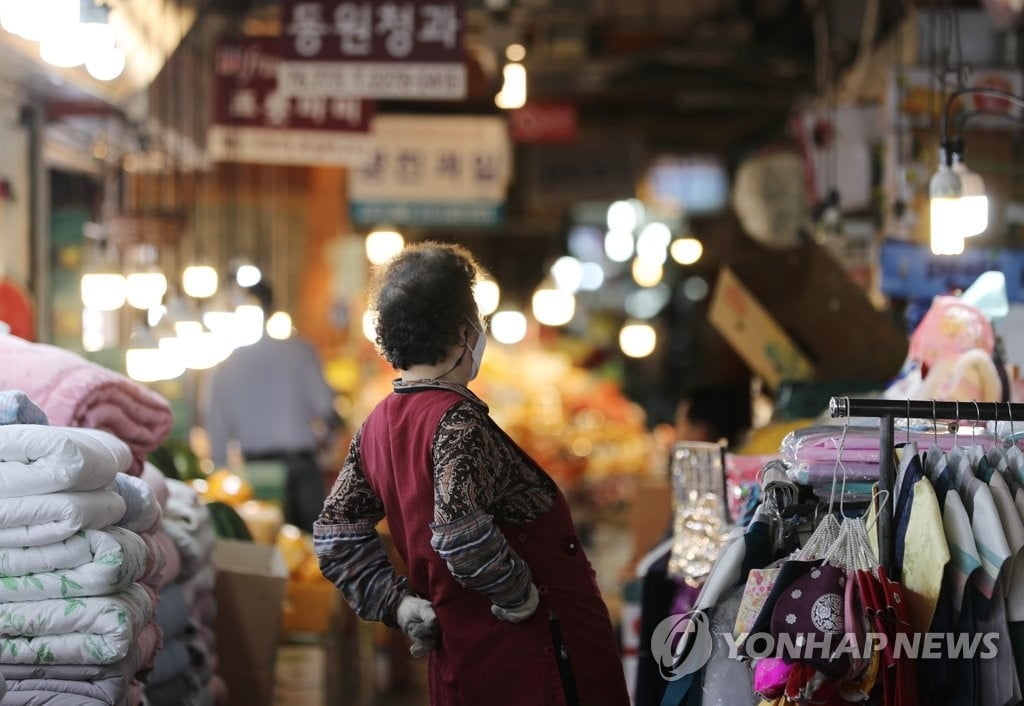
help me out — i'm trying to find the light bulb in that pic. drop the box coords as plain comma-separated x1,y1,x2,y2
125,347,165,383
491,310,527,344
362,310,378,343
365,230,404,265
505,44,526,62
604,229,634,263
532,288,575,327
495,62,527,110
85,46,125,81
126,272,167,310
81,308,106,352
636,223,671,265
631,258,663,287
147,305,167,327
929,157,964,256
81,273,127,311
607,200,639,232
953,161,988,238
266,311,293,340
182,265,218,298
235,264,262,287
234,305,265,347
473,278,500,316
579,262,605,291
2,0,78,42
550,256,583,292
620,322,657,358
670,238,703,265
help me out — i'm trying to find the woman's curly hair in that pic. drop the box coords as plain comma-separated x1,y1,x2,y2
368,242,483,370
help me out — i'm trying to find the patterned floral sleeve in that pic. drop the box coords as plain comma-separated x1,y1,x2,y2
428,401,556,608
314,427,409,627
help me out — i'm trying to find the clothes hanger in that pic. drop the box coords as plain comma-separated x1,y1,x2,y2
635,538,674,579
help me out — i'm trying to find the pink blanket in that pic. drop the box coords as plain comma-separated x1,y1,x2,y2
142,463,171,509
0,335,172,474
141,530,182,590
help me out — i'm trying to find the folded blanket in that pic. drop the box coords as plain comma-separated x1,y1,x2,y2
161,519,215,582
0,335,173,475
190,591,217,626
164,479,210,534
209,675,227,706
0,583,154,665
156,583,190,639
792,461,880,485
0,528,147,603
0,390,48,426
140,531,180,590
0,689,111,705
0,426,130,499
146,674,204,706
150,637,190,687
0,490,126,547
0,620,161,682
180,565,216,609
141,463,169,510
111,475,161,534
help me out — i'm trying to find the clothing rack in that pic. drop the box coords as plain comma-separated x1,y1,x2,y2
828,397,1024,574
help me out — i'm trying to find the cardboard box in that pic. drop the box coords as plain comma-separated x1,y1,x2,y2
281,578,338,635
274,644,327,706
214,540,288,706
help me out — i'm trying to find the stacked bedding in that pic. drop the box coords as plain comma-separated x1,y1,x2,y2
0,421,159,706
145,478,224,706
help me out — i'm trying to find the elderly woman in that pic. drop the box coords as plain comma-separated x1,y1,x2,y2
314,243,629,705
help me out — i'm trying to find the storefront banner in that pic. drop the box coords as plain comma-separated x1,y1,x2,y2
708,267,814,389
209,37,374,166
509,102,578,144
881,239,1024,302
278,1,466,100
349,115,510,226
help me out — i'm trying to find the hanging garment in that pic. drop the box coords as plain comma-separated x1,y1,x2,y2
959,469,1019,706
360,388,628,706
699,584,759,706
891,453,948,633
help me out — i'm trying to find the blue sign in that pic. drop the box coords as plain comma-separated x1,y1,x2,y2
351,201,504,227
880,239,1024,302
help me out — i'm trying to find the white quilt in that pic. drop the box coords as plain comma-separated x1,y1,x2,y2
0,583,154,665
0,491,126,547
0,528,148,602
0,426,131,498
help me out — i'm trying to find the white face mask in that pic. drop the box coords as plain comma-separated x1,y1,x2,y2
468,321,487,380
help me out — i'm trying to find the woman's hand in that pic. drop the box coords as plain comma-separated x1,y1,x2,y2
491,583,540,623
397,594,440,656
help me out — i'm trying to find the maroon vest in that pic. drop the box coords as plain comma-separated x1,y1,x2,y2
361,389,629,706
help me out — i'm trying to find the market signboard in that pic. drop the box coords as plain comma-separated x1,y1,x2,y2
209,37,374,166
278,0,467,100
881,239,1024,302
349,115,511,226
708,267,814,389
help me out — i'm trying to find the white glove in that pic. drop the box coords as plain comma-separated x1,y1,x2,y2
491,583,540,623
396,595,440,657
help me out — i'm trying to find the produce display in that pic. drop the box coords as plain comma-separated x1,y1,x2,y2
352,346,655,490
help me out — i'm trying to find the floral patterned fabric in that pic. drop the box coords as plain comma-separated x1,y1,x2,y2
0,528,149,603
0,583,154,665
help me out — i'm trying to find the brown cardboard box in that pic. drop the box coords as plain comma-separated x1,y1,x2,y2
281,578,338,635
214,540,288,706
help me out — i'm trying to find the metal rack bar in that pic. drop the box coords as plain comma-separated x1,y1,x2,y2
828,397,1024,574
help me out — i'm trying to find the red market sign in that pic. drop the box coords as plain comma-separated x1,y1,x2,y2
278,1,467,100
509,102,578,144
209,37,374,166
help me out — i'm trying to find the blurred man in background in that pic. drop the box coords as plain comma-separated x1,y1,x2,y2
203,281,340,531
